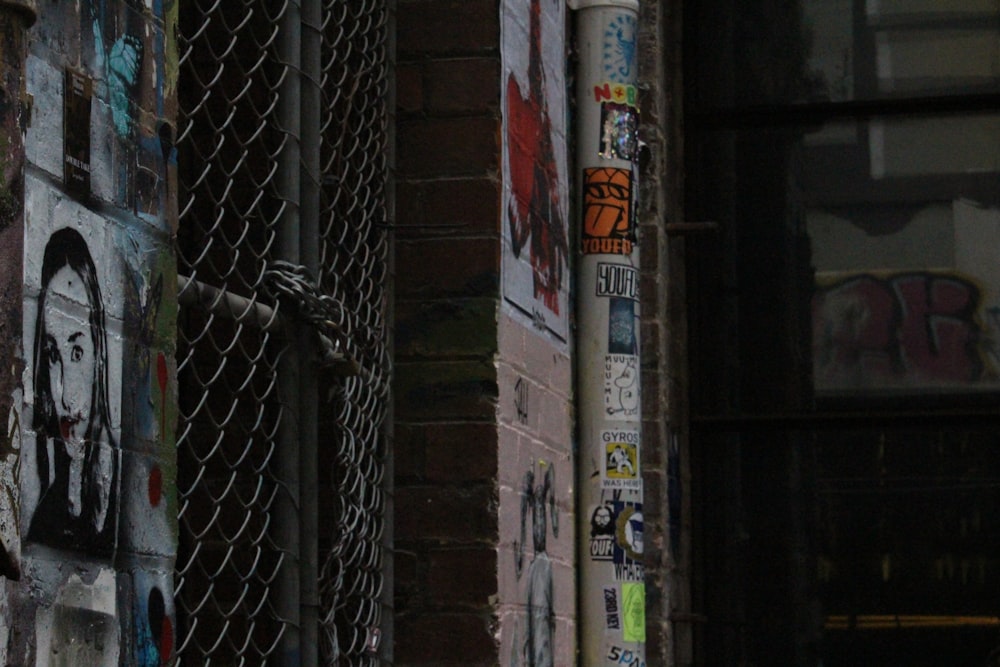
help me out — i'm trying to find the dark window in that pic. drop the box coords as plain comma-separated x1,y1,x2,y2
685,1,1000,665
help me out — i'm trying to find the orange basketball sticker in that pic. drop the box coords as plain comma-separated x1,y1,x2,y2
582,167,635,255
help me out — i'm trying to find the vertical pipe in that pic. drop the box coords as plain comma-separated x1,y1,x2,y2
571,1,645,665
276,0,302,663
299,0,321,663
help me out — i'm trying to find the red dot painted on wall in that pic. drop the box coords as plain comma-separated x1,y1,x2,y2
148,465,162,507
160,616,173,665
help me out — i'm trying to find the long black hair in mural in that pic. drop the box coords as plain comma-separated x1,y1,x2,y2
28,227,119,557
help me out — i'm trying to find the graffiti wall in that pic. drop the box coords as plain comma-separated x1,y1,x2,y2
813,270,986,390
812,201,1000,393
2,1,178,663
501,0,570,343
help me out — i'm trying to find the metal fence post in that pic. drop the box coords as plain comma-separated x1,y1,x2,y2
300,0,322,662
277,0,303,663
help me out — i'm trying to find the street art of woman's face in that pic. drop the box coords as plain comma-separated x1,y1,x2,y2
42,265,96,445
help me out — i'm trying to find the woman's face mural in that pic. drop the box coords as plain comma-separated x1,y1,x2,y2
42,265,96,446
27,226,118,556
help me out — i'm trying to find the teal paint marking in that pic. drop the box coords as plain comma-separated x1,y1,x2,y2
90,3,143,139
108,34,142,137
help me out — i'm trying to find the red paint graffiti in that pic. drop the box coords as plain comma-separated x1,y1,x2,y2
812,272,984,389
160,615,173,665
506,0,568,314
148,464,162,507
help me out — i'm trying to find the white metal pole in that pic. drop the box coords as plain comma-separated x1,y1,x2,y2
571,1,646,665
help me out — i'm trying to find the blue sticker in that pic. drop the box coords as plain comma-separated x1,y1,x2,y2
603,13,637,83
612,501,644,582
608,297,637,355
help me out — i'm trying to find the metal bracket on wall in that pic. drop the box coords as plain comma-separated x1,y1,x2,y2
665,221,720,236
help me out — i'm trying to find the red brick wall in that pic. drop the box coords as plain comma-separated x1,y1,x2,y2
393,1,503,664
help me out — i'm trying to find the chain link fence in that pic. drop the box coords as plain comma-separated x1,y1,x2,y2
175,1,391,664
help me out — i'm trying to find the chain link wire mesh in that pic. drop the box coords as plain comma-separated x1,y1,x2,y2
175,1,391,664
315,2,391,662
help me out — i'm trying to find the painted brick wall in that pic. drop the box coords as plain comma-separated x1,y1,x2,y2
393,1,504,664
394,1,577,666
495,314,575,666
496,0,575,664
5,1,179,664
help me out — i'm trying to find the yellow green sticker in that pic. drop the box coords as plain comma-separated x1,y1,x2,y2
622,582,646,642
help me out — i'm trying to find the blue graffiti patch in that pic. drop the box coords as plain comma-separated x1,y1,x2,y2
92,9,143,138
108,34,143,137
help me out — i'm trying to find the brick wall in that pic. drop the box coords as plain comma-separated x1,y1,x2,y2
495,313,575,665
393,1,676,665
638,0,690,664
393,1,503,664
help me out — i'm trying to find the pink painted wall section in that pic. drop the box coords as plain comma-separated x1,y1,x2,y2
4,1,178,664
497,310,575,667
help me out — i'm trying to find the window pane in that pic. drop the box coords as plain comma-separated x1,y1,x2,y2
693,428,1000,666
688,0,1000,111
687,114,1000,402
875,30,1000,95
803,115,1000,395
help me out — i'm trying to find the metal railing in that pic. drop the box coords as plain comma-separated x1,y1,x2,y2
175,1,391,664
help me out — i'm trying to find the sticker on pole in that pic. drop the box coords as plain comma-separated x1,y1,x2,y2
608,297,637,355
604,354,639,421
596,262,638,300
613,502,644,582
589,504,616,561
602,429,640,489
598,103,639,162
602,12,637,83
607,644,646,667
604,586,621,630
621,582,646,643
593,82,638,107
581,167,635,256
